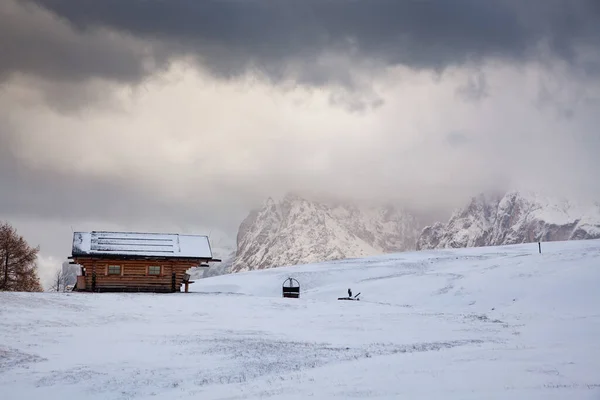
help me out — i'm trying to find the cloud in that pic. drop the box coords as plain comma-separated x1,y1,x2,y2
2,60,599,218
456,70,489,102
445,132,471,147
0,0,170,84
10,0,600,89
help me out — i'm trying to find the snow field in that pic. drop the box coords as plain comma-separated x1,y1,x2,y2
1,239,599,399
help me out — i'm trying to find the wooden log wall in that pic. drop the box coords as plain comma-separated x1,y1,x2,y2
73,257,205,292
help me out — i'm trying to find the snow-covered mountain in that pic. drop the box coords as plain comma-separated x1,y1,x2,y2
231,193,422,273
417,191,600,250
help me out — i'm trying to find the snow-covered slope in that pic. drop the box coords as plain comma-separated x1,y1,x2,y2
231,193,422,272
417,191,600,250
2,239,599,399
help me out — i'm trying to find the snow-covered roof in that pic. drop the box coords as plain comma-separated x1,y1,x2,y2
71,231,214,259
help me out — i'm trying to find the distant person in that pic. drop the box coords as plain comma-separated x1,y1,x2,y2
348,288,352,297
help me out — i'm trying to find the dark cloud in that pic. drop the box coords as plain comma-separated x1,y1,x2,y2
11,0,600,87
0,0,171,85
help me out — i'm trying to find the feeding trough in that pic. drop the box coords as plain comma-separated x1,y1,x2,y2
282,277,300,298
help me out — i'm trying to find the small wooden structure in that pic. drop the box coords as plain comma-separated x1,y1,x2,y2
69,231,220,293
282,277,300,298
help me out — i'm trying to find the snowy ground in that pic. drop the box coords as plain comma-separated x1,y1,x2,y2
1,240,600,399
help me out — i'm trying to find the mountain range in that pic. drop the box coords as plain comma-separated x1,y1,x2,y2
417,191,600,250
230,193,422,273
199,190,600,276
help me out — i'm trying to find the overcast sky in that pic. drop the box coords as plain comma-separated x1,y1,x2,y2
1,0,599,288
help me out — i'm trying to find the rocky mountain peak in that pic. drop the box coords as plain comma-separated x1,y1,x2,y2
416,190,600,250
231,193,423,273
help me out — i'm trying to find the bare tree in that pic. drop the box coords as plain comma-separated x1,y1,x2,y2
50,268,68,292
0,221,43,292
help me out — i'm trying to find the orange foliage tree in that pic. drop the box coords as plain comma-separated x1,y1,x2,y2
0,221,43,292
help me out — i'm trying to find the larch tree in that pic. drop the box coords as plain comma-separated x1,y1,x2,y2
0,221,43,292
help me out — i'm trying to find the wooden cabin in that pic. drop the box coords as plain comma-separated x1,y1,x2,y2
69,231,220,293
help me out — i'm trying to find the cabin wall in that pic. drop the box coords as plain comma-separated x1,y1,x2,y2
73,258,204,292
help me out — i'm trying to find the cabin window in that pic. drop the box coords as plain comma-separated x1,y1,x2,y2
148,266,161,275
108,265,121,275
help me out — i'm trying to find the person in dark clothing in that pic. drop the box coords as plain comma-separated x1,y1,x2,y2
348,288,352,297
